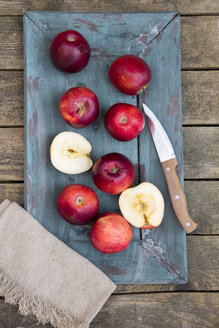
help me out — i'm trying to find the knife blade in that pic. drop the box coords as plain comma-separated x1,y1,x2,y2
142,103,197,233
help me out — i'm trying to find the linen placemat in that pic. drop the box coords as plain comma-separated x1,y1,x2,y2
0,199,116,328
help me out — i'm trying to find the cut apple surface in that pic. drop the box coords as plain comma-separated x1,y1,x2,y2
50,131,93,174
119,182,164,229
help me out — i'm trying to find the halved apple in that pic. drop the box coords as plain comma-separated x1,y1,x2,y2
50,131,93,174
119,182,164,229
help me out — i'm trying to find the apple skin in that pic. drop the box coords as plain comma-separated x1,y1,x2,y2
141,224,156,229
90,212,133,253
108,54,151,95
92,153,135,195
105,103,145,141
57,184,99,225
50,30,90,73
60,87,99,128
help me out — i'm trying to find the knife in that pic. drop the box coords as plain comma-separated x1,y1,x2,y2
142,103,197,233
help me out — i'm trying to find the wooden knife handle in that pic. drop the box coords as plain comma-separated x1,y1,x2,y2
162,158,197,233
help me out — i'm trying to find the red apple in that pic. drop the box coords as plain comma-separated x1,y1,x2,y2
108,54,151,95
57,184,99,225
92,153,135,194
105,103,145,141
90,212,133,253
50,30,90,73
60,87,99,128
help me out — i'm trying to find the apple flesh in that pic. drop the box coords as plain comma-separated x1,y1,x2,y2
60,87,99,128
50,30,90,73
108,54,151,95
57,184,99,225
50,131,93,174
119,182,164,228
105,103,145,141
90,212,133,253
92,153,135,194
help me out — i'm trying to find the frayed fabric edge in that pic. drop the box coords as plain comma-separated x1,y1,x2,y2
0,267,89,328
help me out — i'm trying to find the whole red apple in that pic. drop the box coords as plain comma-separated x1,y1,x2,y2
108,54,151,95
60,87,99,128
90,212,133,253
105,103,145,141
92,152,135,194
50,30,90,73
57,184,99,225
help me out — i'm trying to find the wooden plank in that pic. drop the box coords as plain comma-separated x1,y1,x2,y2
184,181,219,235
1,71,219,126
182,71,219,125
0,71,24,126
0,298,51,328
23,12,144,284
0,16,219,70
23,12,189,285
0,0,219,15
25,11,175,57
1,181,218,235
0,128,24,181
181,16,219,69
117,236,219,292
184,127,219,179
92,292,219,328
0,127,218,180
139,14,187,282
0,17,23,70
0,183,23,205
0,292,218,327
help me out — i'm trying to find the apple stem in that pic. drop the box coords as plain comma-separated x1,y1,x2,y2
110,167,118,174
67,36,76,42
137,82,150,95
77,104,86,116
143,213,149,224
120,116,127,124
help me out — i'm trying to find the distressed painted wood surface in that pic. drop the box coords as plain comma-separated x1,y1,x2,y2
1,0,219,15
1,70,219,126
1,127,218,180
0,1,218,327
117,236,219,292
138,14,187,280
1,16,219,70
23,12,187,284
0,292,218,328
1,181,218,236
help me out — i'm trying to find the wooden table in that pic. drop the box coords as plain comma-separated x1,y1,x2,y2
0,1,218,327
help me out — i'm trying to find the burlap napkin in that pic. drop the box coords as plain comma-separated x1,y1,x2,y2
0,199,116,328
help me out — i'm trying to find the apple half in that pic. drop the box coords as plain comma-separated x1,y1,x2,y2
50,131,93,174
119,182,164,229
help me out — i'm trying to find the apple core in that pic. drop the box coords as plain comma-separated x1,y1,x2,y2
136,201,147,212
68,149,75,153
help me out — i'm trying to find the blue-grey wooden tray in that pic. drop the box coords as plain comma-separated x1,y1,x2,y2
23,11,187,284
